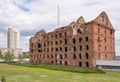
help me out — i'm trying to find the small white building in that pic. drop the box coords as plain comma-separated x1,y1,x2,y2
96,60,120,71
0,48,22,58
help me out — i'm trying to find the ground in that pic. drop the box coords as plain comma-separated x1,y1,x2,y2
0,64,120,82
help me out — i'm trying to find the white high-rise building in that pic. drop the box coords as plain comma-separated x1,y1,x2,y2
7,26,20,49
0,26,22,58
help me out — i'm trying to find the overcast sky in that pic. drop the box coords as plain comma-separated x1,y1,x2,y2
0,0,120,56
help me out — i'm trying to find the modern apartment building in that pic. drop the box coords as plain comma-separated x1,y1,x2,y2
0,26,22,58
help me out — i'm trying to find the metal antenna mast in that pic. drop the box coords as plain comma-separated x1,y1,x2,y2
57,0,60,28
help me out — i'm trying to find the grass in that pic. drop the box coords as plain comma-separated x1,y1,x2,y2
0,64,120,82
10,63,105,74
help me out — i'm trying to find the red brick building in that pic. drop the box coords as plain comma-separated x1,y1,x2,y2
29,12,115,68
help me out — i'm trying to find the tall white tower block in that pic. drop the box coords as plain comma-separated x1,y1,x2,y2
7,26,20,49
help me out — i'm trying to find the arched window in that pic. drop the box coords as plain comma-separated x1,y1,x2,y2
73,38,76,44
73,54,76,59
60,54,63,59
77,29,82,34
65,54,67,59
86,62,89,67
79,37,82,43
73,46,76,52
51,60,54,64
60,61,62,65
79,53,82,59
86,45,89,50
65,61,68,66
86,53,89,59
85,37,88,42
51,54,53,58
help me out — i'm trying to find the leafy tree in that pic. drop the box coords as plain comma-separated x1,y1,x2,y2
0,50,4,59
4,52,14,62
23,53,29,58
18,54,24,62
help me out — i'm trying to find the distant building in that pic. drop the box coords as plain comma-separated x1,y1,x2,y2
0,26,22,58
29,12,115,68
8,27,20,49
0,48,22,58
96,60,120,71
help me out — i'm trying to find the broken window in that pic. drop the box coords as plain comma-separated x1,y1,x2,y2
64,39,67,45
73,54,76,59
65,47,67,52
47,48,49,52
51,41,53,46
55,41,58,45
51,35,53,38
86,53,89,59
85,37,88,42
47,55,49,58
38,43,42,52
80,46,82,51
51,54,53,58
51,60,54,64
65,54,67,59
60,40,62,44
60,61,62,65
31,43,34,47
31,49,33,53
56,48,58,52
44,43,46,47
77,29,82,34
65,61,68,66
86,45,89,50
86,62,89,67
59,33,62,38
60,54,63,59
73,46,76,52
60,47,62,51
73,38,76,44
79,53,82,59
104,38,106,43
110,30,112,35
65,32,67,37
79,62,82,67
51,48,53,52
79,38,82,43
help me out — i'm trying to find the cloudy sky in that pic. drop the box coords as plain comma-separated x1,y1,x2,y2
0,0,120,56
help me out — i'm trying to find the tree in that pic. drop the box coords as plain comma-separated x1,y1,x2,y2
4,52,14,63
23,53,29,58
0,50,4,59
18,54,24,62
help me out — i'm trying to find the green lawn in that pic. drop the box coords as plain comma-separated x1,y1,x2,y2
0,64,120,82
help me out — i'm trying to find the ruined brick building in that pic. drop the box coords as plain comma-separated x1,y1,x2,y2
29,12,115,68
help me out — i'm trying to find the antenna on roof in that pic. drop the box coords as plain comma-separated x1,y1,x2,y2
57,0,60,28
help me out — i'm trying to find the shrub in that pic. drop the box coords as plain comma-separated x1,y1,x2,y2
1,76,6,82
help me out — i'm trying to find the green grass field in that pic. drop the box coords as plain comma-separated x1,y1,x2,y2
0,64,120,82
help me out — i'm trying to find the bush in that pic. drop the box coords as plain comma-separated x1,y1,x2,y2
1,76,6,82
10,63,105,74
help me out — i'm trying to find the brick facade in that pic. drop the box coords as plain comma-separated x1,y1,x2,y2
29,11,115,68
